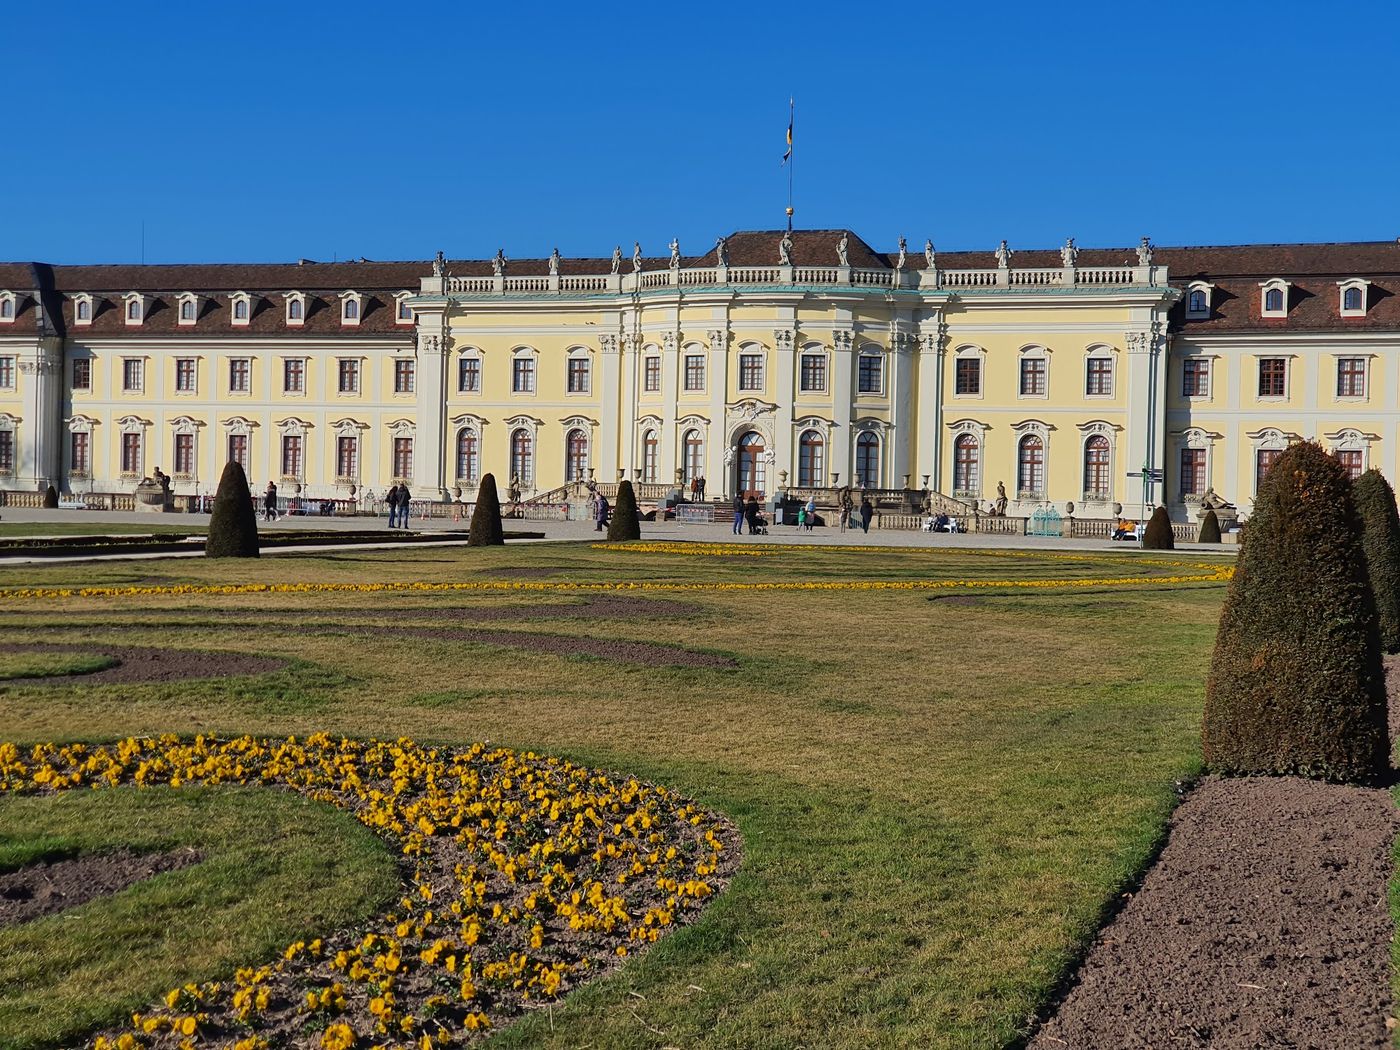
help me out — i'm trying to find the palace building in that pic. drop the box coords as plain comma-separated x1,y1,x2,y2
0,230,1397,521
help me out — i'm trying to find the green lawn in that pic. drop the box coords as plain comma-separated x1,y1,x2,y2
0,540,1230,1048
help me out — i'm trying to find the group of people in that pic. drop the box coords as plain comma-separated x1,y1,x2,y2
922,512,964,533
385,483,414,528
687,476,709,501
731,494,768,535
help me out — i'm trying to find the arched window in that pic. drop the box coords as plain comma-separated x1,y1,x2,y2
510,428,533,486
1343,286,1363,312
1083,435,1110,499
288,299,303,321
737,431,767,496
76,299,91,321
180,300,195,321
798,430,825,487
0,298,13,320
1264,287,1284,313
565,428,588,482
683,429,703,484
953,434,980,496
234,299,249,321
344,298,359,321
1188,289,1207,314
456,429,478,482
642,429,658,483
855,432,880,488
127,300,140,320
1017,435,1045,499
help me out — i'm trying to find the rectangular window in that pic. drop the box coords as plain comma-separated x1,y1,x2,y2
70,431,90,474
458,357,480,393
1258,358,1287,398
173,433,194,475
0,357,13,389
1182,358,1210,397
337,435,358,478
72,359,91,390
227,433,248,471
1255,448,1282,491
123,359,144,392
1337,449,1364,480
1337,357,1366,398
644,356,661,393
858,355,883,394
281,434,303,477
175,358,196,393
1085,358,1113,396
1019,358,1047,396
393,437,413,479
121,432,142,474
0,431,12,473
1180,448,1206,498
683,354,705,391
567,358,590,393
338,359,360,394
229,358,250,393
954,358,980,396
395,359,416,394
800,354,827,393
283,358,305,393
739,353,763,391
512,357,535,393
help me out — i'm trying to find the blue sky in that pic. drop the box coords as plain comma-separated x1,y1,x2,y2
5,1,1397,263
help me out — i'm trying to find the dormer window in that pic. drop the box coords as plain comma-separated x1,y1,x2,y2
340,292,362,326
230,292,252,326
395,292,414,324
1338,279,1370,317
123,292,149,326
284,292,306,326
176,293,201,326
74,294,93,324
1185,281,1213,319
1259,278,1290,318
0,292,14,322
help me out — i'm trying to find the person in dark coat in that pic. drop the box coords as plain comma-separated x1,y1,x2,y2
732,493,744,535
386,484,400,528
859,496,874,534
745,496,760,533
264,481,279,522
595,494,610,531
397,484,413,528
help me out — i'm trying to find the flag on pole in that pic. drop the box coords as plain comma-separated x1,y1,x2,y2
782,99,793,164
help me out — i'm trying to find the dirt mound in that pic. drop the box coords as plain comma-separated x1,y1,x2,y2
0,848,202,927
0,643,286,685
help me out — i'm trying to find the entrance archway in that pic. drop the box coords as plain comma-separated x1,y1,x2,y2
736,431,766,498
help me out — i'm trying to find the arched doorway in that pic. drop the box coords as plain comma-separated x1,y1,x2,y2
736,431,766,498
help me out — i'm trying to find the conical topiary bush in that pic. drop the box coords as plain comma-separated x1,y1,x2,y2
1201,441,1388,782
1353,468,1400,654
1198,508,1221,544
42,484,58,509
1141,506,1174,549
468,473,505,546
205,461,259,558
607,480,641,541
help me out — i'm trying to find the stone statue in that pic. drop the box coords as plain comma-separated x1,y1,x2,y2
994,481,1008,516
715,235,728,267
1137,236,1154,266
153,466,170,493
611,245,622,274
838,484,854,510
1061,238,1078,268
1199,486,1235,510
995,240,1012,268
896,236,907,270
491,249,507,277
632,242,643,273
508,475,522,504
432,250,445,277
669,237,681,270
548,247,560,275
779,232,793,265
837,233,849,266
924,239,936,268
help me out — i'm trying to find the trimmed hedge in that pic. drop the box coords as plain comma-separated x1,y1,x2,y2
1353,468,1400,654
1201,441,1388,782
1198,508,1221,544
468,473,505,546
607,480,641,541
205,461,260,558
1141,506,1174,549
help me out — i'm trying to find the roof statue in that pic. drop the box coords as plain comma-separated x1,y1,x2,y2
1137,236,1154,266
995,240,1012,268
896,236,907,270
548,248,560,275
668,237,681,270
632,242,643,273
432,250,445,278
715,235,729,267
491,249,507,277
1061,238,1078,268
779,231,794,265
837,233,849,266
924,240,936,268
610,245,622,275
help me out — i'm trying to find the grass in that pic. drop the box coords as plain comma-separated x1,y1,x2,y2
0,539,1233,1048
0,652,118,680
0,786,398,1050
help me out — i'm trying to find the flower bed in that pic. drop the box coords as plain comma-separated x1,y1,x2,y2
0,735,738,1048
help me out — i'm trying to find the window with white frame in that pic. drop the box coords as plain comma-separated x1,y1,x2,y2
567,352,590,394
0,356,13,389
458,355,481,393
1084,353,1113,397
1180,447,1206,498
1185,282,1212,319
1337,448,1364,480
231,293,251,325
1257,357,1288,398
285,294,305,325
512,354,535,393
683,428,704,484
953,433,980,497
173,432,195,477
565,428,589,482
510,428,533,486
229,358,251,394
175,358,197,393
396,293,414,324
644,355,661,393
1182,357,1211,398
122,358,144,392
1083,435,1111,499
281,434,304,478
641,429,658,483
72,358,91,390
683,354,705,391
797,429,825,487
855,431,880,487
70,430,90,475
738,351,764,391
177,294,199,325
1017,434,1045,499
857,352,883,394
394,359,416,394
336,434,359,479
1339,280,1369,317
227,432,249,471
341,293,362,325
1019,352,1048,397
121,431,143,475
1337,357,1367,398
1256,447,1283,490
124,294,145,325
338,359,360,394
455,428,479,482
75,295,93,324
283,358,305,394
954,355,981,396
0,428,12,474
1260,279,1290,317
800,352,827,393
0,293,16,321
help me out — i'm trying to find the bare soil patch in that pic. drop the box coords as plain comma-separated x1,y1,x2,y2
0,847,202,927
384,625,735,669
0,643,286,686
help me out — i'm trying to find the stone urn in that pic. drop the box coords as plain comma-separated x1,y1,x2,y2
134,478,173,513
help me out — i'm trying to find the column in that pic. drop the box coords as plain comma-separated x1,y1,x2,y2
1123,327,1166,516
707,327,728,495
413,323,449,499
830,329,854,484
888,330,915,488
659,330,679,476
916,323,946,491
19,338,63,490
600,332,623,480
772,327,795,487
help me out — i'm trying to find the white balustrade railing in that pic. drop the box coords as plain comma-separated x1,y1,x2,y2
729,266,783,284
793,267,842,283
941,269,998,287
849,268,894,287
1009,269,1064,287
559,275,610,292
1076,267,1137,285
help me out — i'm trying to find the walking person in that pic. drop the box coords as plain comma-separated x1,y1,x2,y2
804,495,817,532
263,481,278,522
859,496,874,534
732,492,745,535
397,483,413,529
595,493,610,532
386,483,400,528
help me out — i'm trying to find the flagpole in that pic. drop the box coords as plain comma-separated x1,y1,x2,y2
785,98,794,233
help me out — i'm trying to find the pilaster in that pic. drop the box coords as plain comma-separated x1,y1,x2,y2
19,338,63,490
772,327,796,488
918,321,947,491
412,328,448,498
707,327,728,494
831,329,854,485
601,331,623,480
660,329,680,473
888,328,915,487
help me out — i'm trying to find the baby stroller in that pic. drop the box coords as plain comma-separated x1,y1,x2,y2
748,513,770,536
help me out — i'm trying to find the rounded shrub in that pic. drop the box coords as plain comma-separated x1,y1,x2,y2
205,461,260,558
1141,506,1174,549
1198,508,1221,544
1201,441,1388,783
1353,468,1400,654
42,484,58,509
607,480,641,541
468,473,505,546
